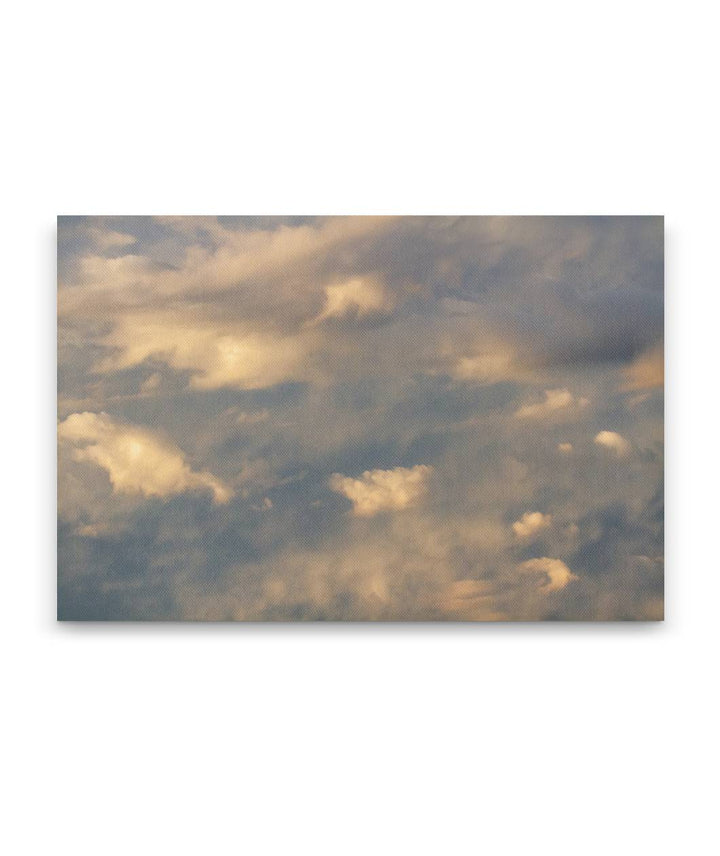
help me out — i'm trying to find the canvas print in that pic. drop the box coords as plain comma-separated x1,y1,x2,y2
58,216,663,620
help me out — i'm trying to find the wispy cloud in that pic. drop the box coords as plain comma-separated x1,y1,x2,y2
514,388,589,420
57,216,663,620
59,412,233,504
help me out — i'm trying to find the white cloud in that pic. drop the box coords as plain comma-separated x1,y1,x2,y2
514,388,589,420
312,276,395,323
594,430,630,456
58,412,233,504
512,511,552,539
97,314,309,390
329,465,433,517
519,557,577,592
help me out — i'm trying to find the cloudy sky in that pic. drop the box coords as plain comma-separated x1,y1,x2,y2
57,216,663,620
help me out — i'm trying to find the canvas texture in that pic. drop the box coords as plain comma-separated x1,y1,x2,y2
57,216,664,620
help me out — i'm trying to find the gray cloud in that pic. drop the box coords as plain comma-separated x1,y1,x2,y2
57,216,663,620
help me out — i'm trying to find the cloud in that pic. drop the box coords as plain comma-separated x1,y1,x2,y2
594,430,630,456
57,216,664,620
312,276,395,323
514,388,589,420
434,322,532,387
329,465,433,517
441,580,506,620
86,226,137,250
519,557,578,592
234,409,270,425
512,511,552,539
622,343,664,391
451,347,518,384
58,217,394,315
74,522,115,538
97,314,309,390
139,372,162,394
58,412,233,504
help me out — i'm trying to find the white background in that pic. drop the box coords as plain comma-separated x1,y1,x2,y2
2,1,717,854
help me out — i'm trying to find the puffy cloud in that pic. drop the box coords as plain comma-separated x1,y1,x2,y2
58,412,233,504
97,314,309,390
57,216,664,621
594,430,630,456
312,277,395,323
512,511,552,539
622,343,664,391
329,465,433,517
514,388,589,420
519,557,578,592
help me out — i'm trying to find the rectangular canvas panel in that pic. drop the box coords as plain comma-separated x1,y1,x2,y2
57,216,664,620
